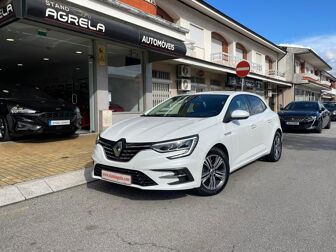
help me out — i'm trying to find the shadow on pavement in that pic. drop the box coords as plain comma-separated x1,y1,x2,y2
86,180,191,201
11,134,80,143
283,134,336,151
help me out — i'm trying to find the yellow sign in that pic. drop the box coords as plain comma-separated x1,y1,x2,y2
98,45,106,66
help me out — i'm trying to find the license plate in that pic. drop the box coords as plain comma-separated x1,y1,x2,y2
286,122,300,126
101,170,132,185
48,120,70,126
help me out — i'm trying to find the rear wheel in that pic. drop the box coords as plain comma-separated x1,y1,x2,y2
195,147,230,196
0,116,10,142
266,132,282,162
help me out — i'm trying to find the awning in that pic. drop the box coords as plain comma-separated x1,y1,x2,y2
0,0,187,57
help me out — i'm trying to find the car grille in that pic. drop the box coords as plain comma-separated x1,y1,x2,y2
282,116,313,122
40,111,76,124
94,164,157,187
98,137,152,162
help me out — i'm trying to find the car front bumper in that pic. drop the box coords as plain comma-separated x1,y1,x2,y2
7,112,81,137
280,119,318,130
92,144,204,190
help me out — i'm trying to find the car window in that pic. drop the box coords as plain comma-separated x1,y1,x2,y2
226,95,250,117
246,95,267,115
285,102,319,111
145,94,229,118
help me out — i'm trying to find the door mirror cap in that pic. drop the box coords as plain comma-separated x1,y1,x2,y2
231,110,250,120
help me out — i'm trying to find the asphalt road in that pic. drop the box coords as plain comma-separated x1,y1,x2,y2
1,124,336,252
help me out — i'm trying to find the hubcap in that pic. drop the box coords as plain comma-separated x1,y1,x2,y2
202,154,226,191
274,135,282,160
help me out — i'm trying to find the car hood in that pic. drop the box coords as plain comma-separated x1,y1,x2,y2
3,98,75,112
101,116,217,142
278,110,318,117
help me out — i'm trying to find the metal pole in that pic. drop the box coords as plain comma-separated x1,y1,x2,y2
241,78,244,91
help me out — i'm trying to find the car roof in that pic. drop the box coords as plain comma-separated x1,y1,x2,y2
178,91,261,97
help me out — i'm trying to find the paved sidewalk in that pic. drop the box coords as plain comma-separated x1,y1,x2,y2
0,134,96,187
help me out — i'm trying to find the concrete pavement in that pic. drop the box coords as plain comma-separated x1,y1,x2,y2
0,123,335,251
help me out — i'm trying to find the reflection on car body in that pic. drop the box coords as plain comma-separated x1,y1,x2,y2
92,92,283,196
0,84,82,141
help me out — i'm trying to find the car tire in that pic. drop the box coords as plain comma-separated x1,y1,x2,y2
0,116,10,142
315,119,323,133
325,119,331,129
195,147,230,196
265,132,282,162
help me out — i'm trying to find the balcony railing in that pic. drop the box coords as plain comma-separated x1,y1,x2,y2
320,80,332,86
303,72,320,81
267,70,286,80
211,52,281,78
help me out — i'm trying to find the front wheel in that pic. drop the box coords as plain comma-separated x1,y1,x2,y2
195,147,230,196
265,132,282,162
315,119,323,133
0,116,10,142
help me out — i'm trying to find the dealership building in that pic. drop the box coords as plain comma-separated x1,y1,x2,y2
1,0,334,133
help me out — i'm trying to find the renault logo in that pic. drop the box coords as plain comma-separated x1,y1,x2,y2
113,139,125,157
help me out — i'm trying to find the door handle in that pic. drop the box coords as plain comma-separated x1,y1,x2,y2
251,124,257,129
267,119,273,124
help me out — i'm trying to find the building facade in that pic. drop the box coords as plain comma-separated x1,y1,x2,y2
279,46,336,104
1,0,335,134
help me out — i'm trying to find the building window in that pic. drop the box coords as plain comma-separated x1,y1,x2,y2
152,70,170,80
210,80,221,86
265,56,273,71
190,24,204,48
107,44,143,112
236,43,247,60
211,32,229,61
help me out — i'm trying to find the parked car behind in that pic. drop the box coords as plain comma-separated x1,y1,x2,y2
0,84,82,141
92,92,282,196
278,101,331,133
323,102,336,121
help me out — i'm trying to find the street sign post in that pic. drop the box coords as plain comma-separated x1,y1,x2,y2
236,61,251,91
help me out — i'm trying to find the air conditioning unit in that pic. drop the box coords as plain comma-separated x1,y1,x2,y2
177,65,191,78
177,79,192,91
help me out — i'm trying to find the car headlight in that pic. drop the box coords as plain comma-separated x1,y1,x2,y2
307,116,317,121
96,134,100,145
151,135,199,159
333,111,336,115
10,106,37,114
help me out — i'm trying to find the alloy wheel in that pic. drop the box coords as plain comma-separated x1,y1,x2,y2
274,134,282,160
201,154,227,191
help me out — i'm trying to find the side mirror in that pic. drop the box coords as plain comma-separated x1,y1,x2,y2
320,107,325,112
231,110,250,121
280,107,284,111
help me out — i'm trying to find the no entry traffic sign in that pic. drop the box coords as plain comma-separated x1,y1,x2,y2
236,61,250,78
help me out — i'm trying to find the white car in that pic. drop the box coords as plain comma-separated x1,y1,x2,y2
92,92,282,196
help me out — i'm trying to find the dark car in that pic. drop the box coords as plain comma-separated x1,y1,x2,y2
278,101,331,133
0,84,82,141
323,102,336,121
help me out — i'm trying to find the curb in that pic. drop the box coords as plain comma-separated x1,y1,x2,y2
0,167,96,207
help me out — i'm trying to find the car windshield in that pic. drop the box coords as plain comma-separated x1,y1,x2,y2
323,103,336,110
144,94,229,118
285,102,319,111
0,84,52,100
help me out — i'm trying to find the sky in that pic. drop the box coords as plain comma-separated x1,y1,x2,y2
206,0,336,74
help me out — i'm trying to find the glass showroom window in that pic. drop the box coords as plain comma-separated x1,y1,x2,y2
107,44,144,112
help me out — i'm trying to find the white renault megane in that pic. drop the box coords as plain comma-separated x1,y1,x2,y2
92,92,282,196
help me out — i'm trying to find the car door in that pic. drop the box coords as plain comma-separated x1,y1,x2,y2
245,95,269,156
223,95,256,169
